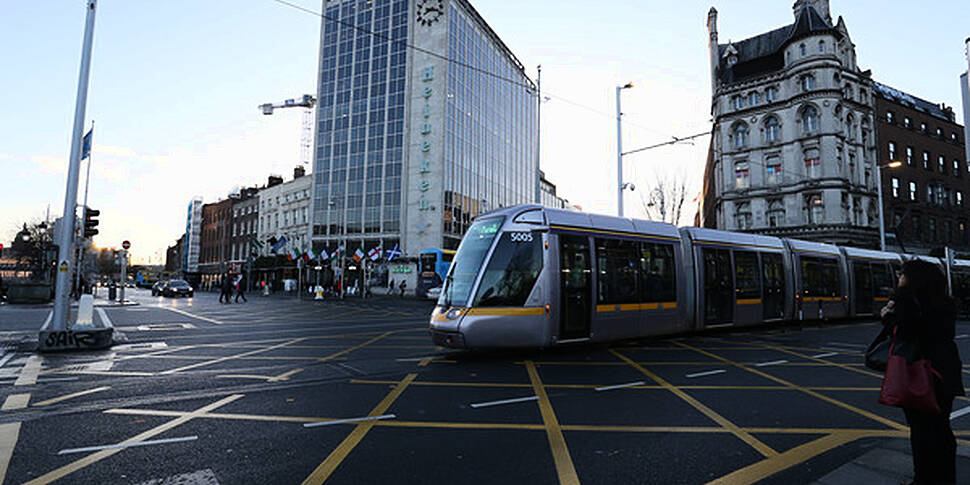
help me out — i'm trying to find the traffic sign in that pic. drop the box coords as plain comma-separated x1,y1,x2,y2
122,240,130,250
59,261,69,273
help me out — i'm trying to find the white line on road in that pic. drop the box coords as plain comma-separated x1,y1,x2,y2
956,335,969,340
826,342,866,348
950,406,970,420
32,386,111,407
57,435,198,455
594,381,646,392
95,308,114,328
811,352,839,359
303,414,396,428
125,309,149,312
395,356,441,362
754,360,789,367
14,355,42,387
469,396,539,408
41,311,52,331
157,306,223,325
685,369,726,378
0,353,14,370
820,347,857,353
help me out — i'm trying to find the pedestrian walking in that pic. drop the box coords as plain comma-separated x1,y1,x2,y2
388,279,394,296
219,273,233,304
399,279,406,298
879,260,964,485
234,273,247,303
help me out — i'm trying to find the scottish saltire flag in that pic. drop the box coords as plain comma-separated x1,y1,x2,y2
81,128,93,160
367,245,382,261
386,245,402,261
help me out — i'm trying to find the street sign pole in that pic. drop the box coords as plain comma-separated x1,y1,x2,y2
52,0,98,332
120,240,130,302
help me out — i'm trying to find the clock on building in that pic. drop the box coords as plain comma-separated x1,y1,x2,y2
416,0,444,26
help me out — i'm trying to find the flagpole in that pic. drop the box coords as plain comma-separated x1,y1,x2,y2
76,120,94,297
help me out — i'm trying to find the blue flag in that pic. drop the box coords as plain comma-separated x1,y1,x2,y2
386,244,402,261
81,128,93,160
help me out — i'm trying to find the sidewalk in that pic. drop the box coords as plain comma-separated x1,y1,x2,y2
809,438,970,484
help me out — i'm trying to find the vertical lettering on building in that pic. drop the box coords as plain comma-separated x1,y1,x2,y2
417,65,434,213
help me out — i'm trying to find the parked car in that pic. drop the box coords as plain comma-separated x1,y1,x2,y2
161,279,194,298
151,281,167,296
425,286,442,300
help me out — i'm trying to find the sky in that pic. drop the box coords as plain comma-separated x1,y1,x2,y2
1,0,968,264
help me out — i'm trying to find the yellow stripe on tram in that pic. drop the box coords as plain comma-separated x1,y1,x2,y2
466,307,545,317
736,299,762,305
595,302,678,313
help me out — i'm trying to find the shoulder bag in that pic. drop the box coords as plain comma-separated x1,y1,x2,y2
878,326,941,414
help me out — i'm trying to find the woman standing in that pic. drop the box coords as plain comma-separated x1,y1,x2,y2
881,259,964,485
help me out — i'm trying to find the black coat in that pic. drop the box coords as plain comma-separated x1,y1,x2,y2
883,295,965,398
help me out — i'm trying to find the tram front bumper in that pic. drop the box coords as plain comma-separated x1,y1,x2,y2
429,305,550,349
430,306,467,349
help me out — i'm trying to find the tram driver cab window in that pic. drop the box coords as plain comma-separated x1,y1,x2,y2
473,231,543,307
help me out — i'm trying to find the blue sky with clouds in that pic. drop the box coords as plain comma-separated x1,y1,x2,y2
1,0,967,263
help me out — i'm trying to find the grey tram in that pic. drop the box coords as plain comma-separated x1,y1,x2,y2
430,205,970,350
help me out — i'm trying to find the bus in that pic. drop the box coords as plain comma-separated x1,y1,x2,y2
136,269,175,288
417,248,455,297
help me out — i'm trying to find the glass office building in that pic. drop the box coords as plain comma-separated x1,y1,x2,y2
311,0,536,256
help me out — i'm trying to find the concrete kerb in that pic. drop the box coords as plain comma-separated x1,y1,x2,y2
38,299,115,352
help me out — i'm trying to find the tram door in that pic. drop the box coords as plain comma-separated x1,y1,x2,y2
703,248,734,325
853,261,874,315
762,253,785,320
560,235,592,340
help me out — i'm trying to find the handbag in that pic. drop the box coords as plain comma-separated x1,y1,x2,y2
865,327,891,371
878,327,942,414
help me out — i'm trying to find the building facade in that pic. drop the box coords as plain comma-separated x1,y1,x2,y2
539,170,571,209
230,187,259,265
198,198,233,287
165,234,183,273
700,0,879,247
874,81,968,254
309,0,537,257
258,169,313,257
182,197,202,274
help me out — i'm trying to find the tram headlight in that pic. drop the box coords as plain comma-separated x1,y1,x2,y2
445,308,464,320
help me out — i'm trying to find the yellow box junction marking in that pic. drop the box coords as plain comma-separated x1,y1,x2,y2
301,373,418,485
160,338,306,374
15,355,43,386
1,394,30,411
32,386,111,407
525,361,580,485
0,422,21,485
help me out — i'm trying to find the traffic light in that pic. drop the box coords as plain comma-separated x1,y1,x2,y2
83,208,100,238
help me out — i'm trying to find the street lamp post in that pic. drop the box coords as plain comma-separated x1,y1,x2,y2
616,82,634,217
876,161,902,251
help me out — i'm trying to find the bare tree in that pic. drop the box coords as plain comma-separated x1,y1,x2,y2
639,170,694,226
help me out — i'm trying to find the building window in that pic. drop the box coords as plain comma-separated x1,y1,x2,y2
906,147,914,166
929,218,937,242
920,122,927,133
765,86,778,102
766,157,782,185
735,161,750,189
808,195,824,224
802,106,819,132
920,150,927,169
801,75,815,92
888,141,896,161
732,95,744,110
909,181,917,201
853,197,863,225
904,117,912,129
765,117,780,143
818,40,825,53
887,111,894,124
891,177,900,198
936,127,943,138
800,43,806,56
735,202,752,230
766,199,785,227
913,215,922,240
953,132,959,142
805,157,821,178
733,123,749,149
954,160,961,177
748,92,760,106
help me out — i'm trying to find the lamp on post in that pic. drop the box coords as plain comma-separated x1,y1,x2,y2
876,160,902,251
616,82,634,217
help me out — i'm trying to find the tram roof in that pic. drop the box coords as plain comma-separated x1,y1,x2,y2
784,238,842,256
484,205,681,239
681,227,784,250
840,246,903,262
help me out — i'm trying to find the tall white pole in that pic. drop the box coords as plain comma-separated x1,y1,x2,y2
616,86,624,217
876,164,886,251
52,0,98,332
76,120,94,296
535,65,542,205
119,249,127,302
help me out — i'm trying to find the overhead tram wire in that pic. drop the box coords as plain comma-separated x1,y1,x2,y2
270,0,678,140
622,131,711,157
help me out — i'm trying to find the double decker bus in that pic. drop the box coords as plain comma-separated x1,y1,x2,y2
416,248,455,297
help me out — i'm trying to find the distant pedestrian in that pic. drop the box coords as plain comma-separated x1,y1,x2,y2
399,279,406,298
389,279,394,296
219,273,233,304
880,260,964,485
234,273,247,303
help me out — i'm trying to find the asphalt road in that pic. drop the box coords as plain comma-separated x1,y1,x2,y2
0,289,968,484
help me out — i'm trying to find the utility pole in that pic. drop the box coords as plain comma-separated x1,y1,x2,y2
52,0,98,332
535,65,542,205
76,120,94,296
615,82,633,217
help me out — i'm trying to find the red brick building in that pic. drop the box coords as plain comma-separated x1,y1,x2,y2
199,198,233,288
874,81,968,255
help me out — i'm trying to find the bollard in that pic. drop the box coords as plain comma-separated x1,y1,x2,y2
75,294,94,328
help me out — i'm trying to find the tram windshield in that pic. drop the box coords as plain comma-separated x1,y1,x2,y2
439,217,504,307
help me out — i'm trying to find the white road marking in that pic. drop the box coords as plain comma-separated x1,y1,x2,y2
125,309,149,312
594,381,646,392
0,422,22,483
469,396,539,408
158,306,222,325
956,335,969,340
685,369,726,378
820,347,857,353
41,311,53,331
826,342,866,348
57,435,198,455
950,406,970,420
395,356,441,362
32,386,111,407
755,360,788,367
95,308,113,328
811,352,839,359
14,355,42,386
0,354,14,370
1,394,30,411
303,414,396,428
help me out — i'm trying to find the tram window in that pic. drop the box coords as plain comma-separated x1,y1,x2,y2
872,263,894,298
474,232,543,307
801,256,840,297
639,242,676,302
420,253,437,274
442,252,455,263
596,238,639,304
734,251,760,300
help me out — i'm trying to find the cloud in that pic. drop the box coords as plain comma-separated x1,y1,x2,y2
31,155,65,174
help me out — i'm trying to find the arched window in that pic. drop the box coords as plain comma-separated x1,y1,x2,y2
818,40,825,53
733,123,749,149
808,195,824,224
845,114,855,140
735,202,752,230
800,74,816,92
748,92,761,106
732,95,744,110
767,199,785,227
802,106,819,133
764,117,780,143
800,43,806,56
765,86,778,102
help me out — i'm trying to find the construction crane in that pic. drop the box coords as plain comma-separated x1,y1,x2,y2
259,94,316,166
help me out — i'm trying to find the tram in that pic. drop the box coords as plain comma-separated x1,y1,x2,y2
429,204,969,349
